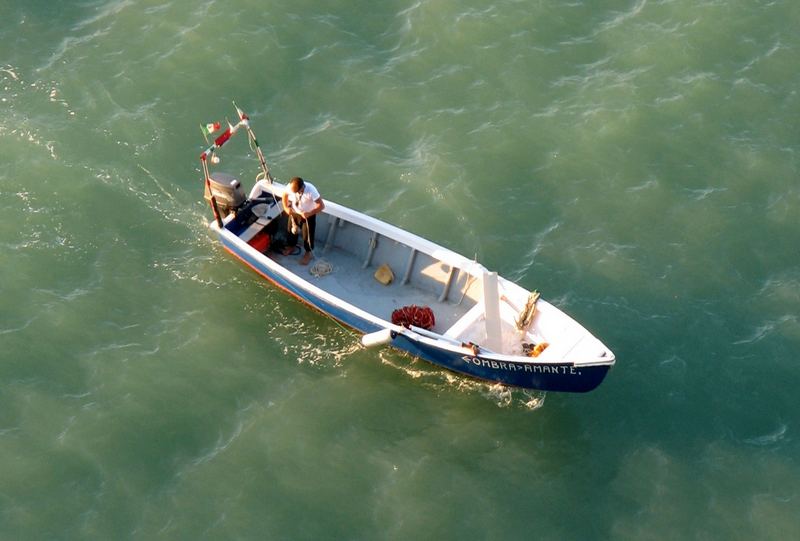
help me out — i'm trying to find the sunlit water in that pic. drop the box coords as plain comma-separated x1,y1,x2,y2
2,1,799,539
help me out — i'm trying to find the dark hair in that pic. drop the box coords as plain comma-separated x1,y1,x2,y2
289,177,305,191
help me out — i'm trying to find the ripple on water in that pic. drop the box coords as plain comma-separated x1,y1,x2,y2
743,423,788,447
377,350,546,410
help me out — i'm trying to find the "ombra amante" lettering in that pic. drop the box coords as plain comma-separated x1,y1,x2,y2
461,356,581,375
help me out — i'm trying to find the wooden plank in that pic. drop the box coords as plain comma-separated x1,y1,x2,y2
483,271,503,351
323,217,339,253
363,231,378,269
401,247,417,285
438,266,456,302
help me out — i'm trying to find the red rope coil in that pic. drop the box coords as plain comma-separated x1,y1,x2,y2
391,305,436,330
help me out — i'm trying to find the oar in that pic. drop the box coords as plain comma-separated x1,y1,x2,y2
360,325,477,350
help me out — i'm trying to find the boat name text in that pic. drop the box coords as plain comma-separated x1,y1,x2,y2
462,356,580,375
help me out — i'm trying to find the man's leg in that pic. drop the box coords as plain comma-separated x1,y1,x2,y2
283,212,299,255
300,215,316,265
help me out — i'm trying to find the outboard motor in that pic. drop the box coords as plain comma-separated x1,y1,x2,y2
204,172,246,217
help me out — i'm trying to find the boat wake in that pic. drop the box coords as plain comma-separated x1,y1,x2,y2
255,313,548,409
378,350,546,410
265,318,361,368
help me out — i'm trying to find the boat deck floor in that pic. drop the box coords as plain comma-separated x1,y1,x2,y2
271,245,475,333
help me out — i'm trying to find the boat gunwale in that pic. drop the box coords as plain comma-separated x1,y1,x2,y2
258,181,490,280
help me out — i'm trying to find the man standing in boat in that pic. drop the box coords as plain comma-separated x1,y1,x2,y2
282,176,325,265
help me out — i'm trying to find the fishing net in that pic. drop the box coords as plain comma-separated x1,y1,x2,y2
391,305,436,330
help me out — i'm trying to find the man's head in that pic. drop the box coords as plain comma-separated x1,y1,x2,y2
289,177,305,194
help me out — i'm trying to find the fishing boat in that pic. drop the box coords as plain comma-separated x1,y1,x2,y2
200,105,615,393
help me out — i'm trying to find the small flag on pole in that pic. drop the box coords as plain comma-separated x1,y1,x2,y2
201,122,221,137
200,121,221,144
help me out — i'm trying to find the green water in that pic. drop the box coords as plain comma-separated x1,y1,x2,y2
2,1,799,539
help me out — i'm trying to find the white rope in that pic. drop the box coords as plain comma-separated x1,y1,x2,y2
309,259,333,278
515,290,541,332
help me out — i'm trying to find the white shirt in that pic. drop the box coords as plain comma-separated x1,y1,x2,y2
287,181,321,214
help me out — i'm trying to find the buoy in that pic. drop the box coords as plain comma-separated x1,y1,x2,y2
361,328,394,347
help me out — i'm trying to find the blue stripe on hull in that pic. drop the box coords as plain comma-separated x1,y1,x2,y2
390,334,610,393
221,233,610,393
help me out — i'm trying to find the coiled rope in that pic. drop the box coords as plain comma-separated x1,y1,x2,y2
309,259,333,277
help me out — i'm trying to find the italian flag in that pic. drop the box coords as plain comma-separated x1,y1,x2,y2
201,121,221,137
